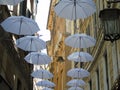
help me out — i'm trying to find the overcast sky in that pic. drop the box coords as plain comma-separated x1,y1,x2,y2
36,0,51,41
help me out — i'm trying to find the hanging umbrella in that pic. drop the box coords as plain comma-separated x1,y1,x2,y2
67,51,93,62
36,80,55,87
1,16,40,35
0,0,23,5
68,87,83,90
15,36,46,51
67,68,90,78
65,33,96,48
67,79,86,87
42,87,53,90
24,52,51,65
31,69,53,79
54,0,96,20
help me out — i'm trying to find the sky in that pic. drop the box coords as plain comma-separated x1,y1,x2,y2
36,0,51,41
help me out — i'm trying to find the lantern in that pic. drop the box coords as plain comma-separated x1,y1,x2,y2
99,8,120,42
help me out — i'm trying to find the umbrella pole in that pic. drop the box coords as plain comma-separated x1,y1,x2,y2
42,72,43,79
75,86,77,90
79,37,82,68
74,0,77,33
74,20,77,33
30,38,33,52
19,18,22,35
39,65,43,69
78,70,80,79
17,19,22,44
37,54,39,65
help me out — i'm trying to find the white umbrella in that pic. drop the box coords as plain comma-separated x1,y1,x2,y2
67,68,90,78
65,33,96,48
24,52,51,65
16,36,46,51
42,87,53,90
68,87,83,90
0,0,23,5
36,80,55,87
1,16,40,35
54,0,96,20
31,69,53,79
67,51,93,62
67,79,86,87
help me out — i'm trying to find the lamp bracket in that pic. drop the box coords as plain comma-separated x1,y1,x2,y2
107,0,120,3
107,0,120,8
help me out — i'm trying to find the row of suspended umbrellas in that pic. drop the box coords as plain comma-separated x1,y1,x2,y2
54,0,96,90
0,1,55,90
64,34,96,90
1,15,55,89
0,0,97,90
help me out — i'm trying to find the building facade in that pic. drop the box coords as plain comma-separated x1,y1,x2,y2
83,0,120,90
47,0,120,90
0,0,38,90
47,0,73,90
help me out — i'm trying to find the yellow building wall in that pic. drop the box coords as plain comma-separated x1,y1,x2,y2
47,0,120,90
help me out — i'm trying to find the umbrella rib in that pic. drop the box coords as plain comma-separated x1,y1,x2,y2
72,1,76,20
33,38,40,51
42,55,47,65
76,3,88,18
19,18,22,34
57,2,73,16
29,53,32,63
77,1,95,6
72,37,78,48
37,54,39,64
22,19,39,34
30,38,33,51
84,36,96,46
23,38,33,51
77,2,95,17
1,19,20,32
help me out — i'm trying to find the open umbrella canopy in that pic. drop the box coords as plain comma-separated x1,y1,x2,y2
42,87,53,90
67,51,93,62
24,52,51,65
54,0,96,20
36,80,55,87
1,16,40,35
65,33,96,48
68,87,83,90
67,79,86,87
0,0,23,5
31,69,53,79
15,36,46,51
67,68,90,78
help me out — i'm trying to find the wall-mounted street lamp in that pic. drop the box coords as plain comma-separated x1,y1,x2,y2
99,0,120,42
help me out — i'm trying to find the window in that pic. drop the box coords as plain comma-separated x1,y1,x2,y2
96,68,100,90
104,51,109,90
17,79,22,90
26,9,31,18
89,80,92,90
19,1,27,16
